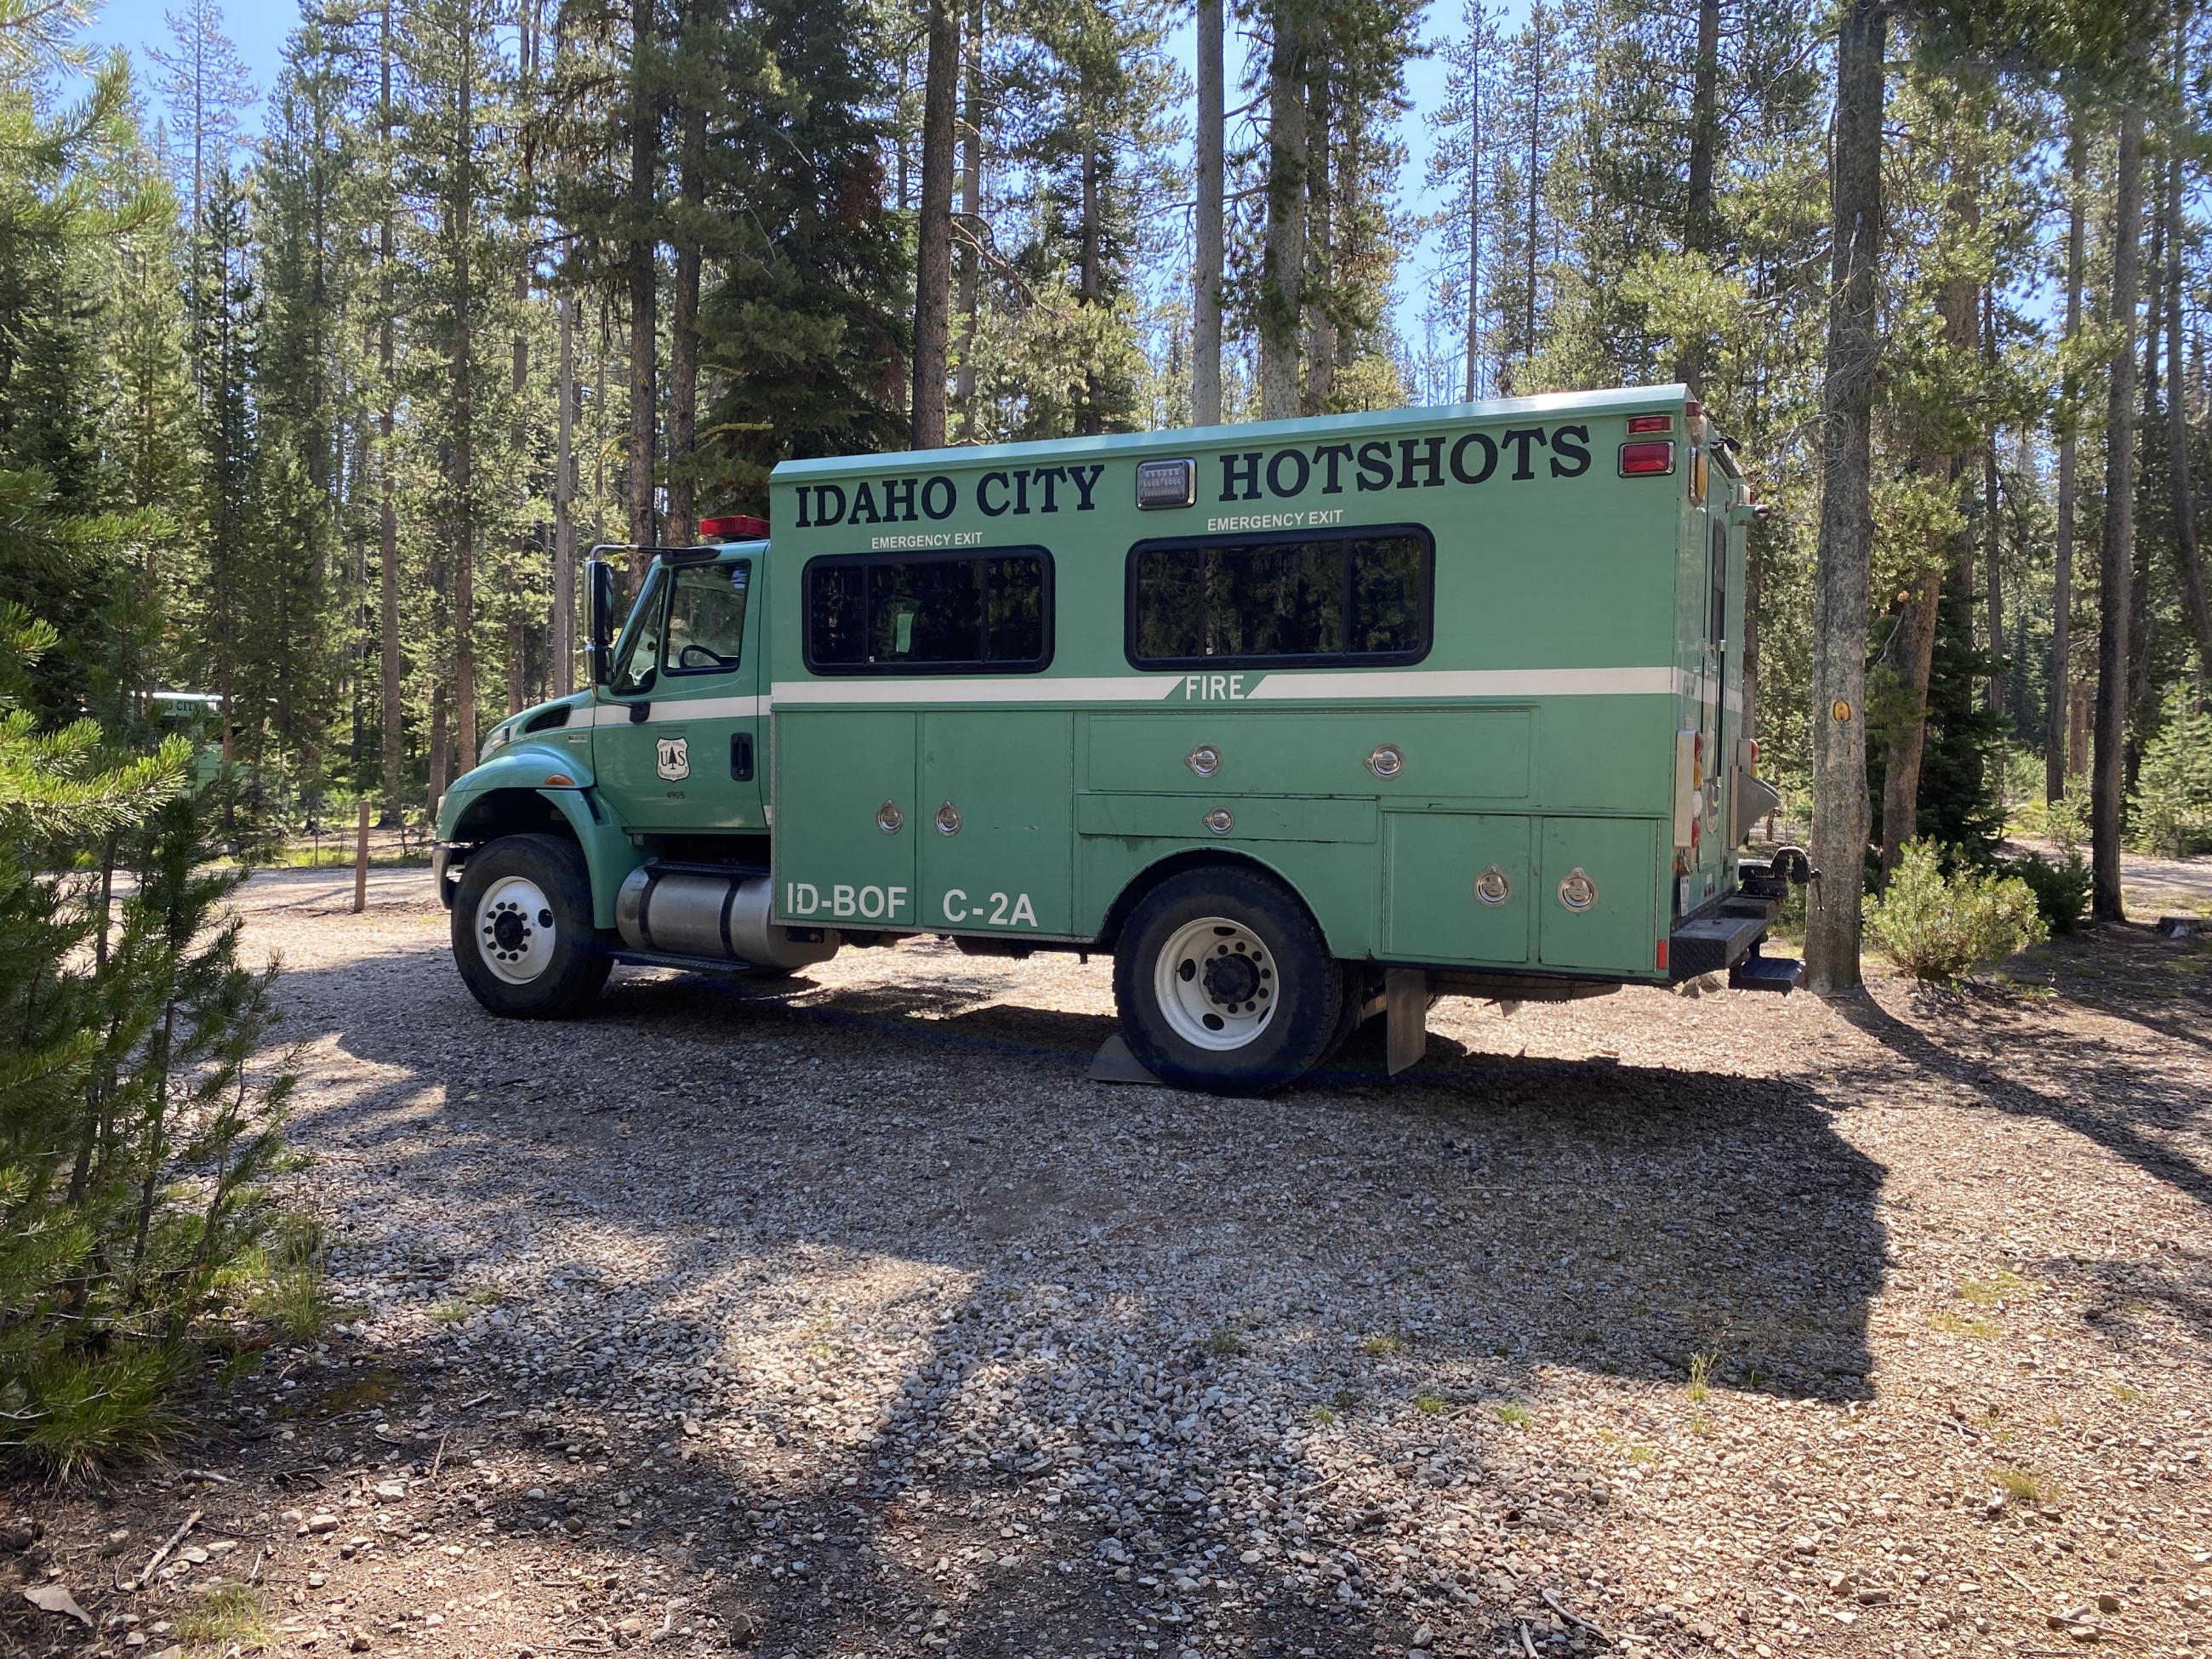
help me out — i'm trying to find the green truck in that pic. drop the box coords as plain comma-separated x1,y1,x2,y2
433,384,1802,1092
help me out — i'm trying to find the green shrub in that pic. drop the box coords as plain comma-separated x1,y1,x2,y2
1867,842,2048,983
0,780,294,1474
2000,849,2091,936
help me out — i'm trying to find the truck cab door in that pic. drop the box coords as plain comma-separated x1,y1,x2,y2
593,556,767,834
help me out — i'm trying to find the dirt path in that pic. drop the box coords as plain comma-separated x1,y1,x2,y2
1999,838,2212,922
6,869,2210,1659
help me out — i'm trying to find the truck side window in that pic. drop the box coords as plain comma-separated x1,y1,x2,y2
1126,527,1432,669
664,561,750,674
803,548,1052,673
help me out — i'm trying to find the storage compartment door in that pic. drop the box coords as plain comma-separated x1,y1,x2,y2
772,710,919,930
1538,817,1658,972
1383,812,1532,965
918,711,1074,935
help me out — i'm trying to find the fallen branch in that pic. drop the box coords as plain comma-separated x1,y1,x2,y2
1542,1586,1612,1644
180,1468,235,1485
130,1508,202,1590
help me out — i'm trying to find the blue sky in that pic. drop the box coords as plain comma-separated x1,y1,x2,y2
79,0,1525,345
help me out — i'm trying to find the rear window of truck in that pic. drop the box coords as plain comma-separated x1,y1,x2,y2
804,547,1052,674
1126,525,1433,670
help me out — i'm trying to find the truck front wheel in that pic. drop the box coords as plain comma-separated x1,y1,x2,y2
1114,867,1342,1094
451,834,612,1018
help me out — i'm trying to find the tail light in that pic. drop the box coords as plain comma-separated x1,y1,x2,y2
1620,441,1675,476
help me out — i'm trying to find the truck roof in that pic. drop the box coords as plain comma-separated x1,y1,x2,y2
770,383,1691,484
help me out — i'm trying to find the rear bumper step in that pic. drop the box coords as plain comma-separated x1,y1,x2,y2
1728,951,1802,994
1668,911,1765,978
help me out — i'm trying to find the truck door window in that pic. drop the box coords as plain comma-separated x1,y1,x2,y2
608,567,666,696
803,548,1052,673
1126,526,1432,669
664,561,750,674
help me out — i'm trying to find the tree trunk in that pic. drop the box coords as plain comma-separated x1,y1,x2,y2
1877,186,1975,875
668,89,704,536
2168,132,2212,670
510,43,533,723
2092,99,2145,924
912,0,959,449
1804,0,1885,995
1194,0,1224,424
1258,0,1306,419
1675,0,1720,394
1984,288,2004,715
2049,122,2084,802
1463,16,1481,403
626,0,658,551
554,288,577,697
1075,129,1101,436
452,66,478,776
428,687,449,817
1303,64,1335,413
955,0,983,435
376,0,402,825
1518,20,1542,388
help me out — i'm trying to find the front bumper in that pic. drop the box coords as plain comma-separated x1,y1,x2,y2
432,842,462,911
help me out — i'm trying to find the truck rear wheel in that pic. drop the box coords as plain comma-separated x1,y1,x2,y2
1114,867,1341,1094
452,834,612,1018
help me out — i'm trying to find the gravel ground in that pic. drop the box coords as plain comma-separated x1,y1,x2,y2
6,866,2212,1659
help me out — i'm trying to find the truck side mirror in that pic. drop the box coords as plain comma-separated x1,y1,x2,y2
586,560,615,685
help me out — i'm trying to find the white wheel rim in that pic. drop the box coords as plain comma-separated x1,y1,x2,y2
1154,915,1280,1052
476,875,557,984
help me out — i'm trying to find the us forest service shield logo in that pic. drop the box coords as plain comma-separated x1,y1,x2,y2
656,735,689,781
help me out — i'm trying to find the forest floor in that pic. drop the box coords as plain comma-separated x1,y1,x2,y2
6,862,2212,1659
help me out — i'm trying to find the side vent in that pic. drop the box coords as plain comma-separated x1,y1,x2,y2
523,704,572,733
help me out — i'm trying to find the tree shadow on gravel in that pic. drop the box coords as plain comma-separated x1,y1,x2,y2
1834,976,2212,1212
224,939,1897,1653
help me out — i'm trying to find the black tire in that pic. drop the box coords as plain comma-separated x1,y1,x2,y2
451,834,613,1018
1325,964,1382,1061
1113,866,1342,1094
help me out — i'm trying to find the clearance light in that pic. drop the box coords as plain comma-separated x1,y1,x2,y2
698,514,769,541
544,772,576,786
1626,413,1673,435
1620,441,1675,476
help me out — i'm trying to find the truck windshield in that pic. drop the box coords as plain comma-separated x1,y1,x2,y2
609,567,666,696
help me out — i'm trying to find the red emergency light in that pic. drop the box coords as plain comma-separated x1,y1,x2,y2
1626,413,1673,434
698,514,769,541
1619,440,1675,476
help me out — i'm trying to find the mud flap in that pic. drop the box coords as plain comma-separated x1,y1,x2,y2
1385,967,1428,1076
